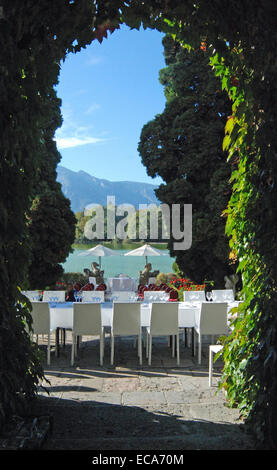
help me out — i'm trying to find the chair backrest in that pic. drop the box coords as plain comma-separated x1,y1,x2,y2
30,301,50,334
111,278,121,291
73,303,102,336
88,276,97,287
22,290,41,301
81,291,105,302
144,291,169,302
112,302,141,335
184,290,206,302
122,278,135,291
111,291,136,301
212,289,234,302
150,302,179,335
199,302,228,334
43,290,65,302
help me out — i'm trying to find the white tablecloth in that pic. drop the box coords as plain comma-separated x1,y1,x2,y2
50,302,113,330
107,277,136,292
49,301,199,330
49,300,241,331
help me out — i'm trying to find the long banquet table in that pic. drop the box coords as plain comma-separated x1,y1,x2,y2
47,300,241,358
49,301,199,331
49,300,200,356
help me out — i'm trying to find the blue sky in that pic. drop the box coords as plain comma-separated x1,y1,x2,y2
54,25,166,185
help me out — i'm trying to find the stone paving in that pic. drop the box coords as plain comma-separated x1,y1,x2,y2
31,332,255,450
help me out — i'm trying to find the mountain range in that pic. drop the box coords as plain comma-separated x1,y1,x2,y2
56,165,160,213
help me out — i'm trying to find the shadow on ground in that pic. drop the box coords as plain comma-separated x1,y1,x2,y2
32,394,254,451
27,336,255,450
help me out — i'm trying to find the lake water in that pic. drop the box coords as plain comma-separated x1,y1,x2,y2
62,249,176,281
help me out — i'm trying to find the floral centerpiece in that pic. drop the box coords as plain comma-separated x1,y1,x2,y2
170,277,206,301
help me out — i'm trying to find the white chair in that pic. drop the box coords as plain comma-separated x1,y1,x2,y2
118,276,135,291
146,302,180,366
89,276,97,287
183,290,206,302
212,289,234,302
194,302,228,364
209,345,223,387
144,291,169,302
111,302,142,365
71,303,104,366
81,291,105,302
42,290,65,302
22,290,41,301
30,301,56,365
111,291,136,301
110,278,121,291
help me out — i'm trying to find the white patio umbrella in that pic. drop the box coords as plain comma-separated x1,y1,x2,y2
124,243,167,265
77,244,117,267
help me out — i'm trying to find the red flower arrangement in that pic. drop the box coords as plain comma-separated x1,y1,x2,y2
96,283,107,291
82,283,94,291
170,278,206,291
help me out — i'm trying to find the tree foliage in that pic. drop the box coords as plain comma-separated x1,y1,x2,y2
27,89,76,289
138,35,234,287
0,0,96,425
75,206,168,244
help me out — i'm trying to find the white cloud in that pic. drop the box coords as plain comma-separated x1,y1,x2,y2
55,103,106,149
55,135,104,149
86,103,100,114
86,56,104,66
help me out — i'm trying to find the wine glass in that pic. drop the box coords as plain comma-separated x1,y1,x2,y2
206,291,213,302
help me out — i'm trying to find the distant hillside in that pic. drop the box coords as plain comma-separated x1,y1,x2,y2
56,165,160,213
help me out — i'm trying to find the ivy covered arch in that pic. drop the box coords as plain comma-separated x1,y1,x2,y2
1,0,277,448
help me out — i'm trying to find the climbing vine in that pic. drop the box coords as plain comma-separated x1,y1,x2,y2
1,0,277,448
